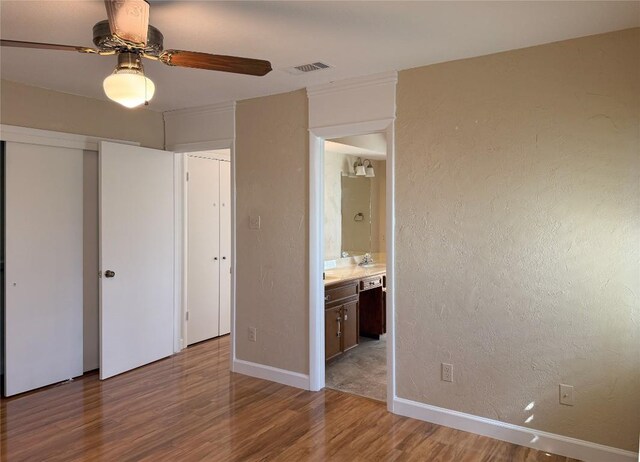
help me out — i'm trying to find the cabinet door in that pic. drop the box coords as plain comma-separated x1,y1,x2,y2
325,306,342,361
342,300,359,352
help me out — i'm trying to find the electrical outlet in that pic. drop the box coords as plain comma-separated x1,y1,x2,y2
442,363,453,382
248,327,257,342
249,215,261,230
559,384,574,406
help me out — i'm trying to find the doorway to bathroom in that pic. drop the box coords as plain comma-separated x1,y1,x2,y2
322,133,388,401
307,71,396,409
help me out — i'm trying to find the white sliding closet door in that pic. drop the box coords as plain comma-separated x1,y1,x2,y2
99,141,175,380
187,156,220,345
219,161,231,336
4,142,83,396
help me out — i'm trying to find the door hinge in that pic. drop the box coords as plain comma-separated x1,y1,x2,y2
185,311,189,321
186,171,189,181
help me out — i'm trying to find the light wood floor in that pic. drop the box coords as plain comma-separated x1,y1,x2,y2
1,336,580,461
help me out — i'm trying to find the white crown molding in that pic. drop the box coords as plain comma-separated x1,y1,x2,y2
163,101,236,119
167,138,234,153
232,359,310,390
393,397,638,462
306,71,398,98
0,124,139,150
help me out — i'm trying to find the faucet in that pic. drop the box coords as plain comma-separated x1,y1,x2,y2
359,253,374,266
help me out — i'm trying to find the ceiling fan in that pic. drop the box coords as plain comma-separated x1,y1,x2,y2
0,0,273,108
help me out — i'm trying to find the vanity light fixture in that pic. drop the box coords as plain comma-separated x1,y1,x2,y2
364,159,375,177
353,157,366,176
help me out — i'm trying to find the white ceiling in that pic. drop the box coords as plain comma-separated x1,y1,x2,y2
325,140,385,159
326,133,387,159
1,1,638,112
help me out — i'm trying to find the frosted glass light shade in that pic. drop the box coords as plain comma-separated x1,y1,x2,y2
355,165,366,176
365,166,375,177
103,70,155,108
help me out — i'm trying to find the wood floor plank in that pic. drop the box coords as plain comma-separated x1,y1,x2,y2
0,335,581,461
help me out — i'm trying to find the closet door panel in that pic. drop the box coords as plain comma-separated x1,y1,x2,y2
219,160,231,336
187,156,220,344
4,142,83,396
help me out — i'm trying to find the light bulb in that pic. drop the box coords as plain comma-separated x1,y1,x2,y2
103,69,155,108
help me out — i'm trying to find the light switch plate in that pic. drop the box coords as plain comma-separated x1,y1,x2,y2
249,215,261,230
559,384,574,406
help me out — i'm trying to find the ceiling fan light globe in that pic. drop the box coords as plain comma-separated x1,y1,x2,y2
103,70,155,108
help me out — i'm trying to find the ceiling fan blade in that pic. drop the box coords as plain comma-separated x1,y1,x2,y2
0,39,97,53
104,0,150,47
159,50,272,76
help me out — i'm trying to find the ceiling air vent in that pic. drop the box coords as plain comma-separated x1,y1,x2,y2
284,62,331,75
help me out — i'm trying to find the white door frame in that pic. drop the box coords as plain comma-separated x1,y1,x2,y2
172,139,237,365
309,118,396,410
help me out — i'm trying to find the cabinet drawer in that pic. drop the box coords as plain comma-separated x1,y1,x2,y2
360,275,383,291
325,281,358,304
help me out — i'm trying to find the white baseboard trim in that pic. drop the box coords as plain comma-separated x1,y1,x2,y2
232,359,310,390
393,397,637,462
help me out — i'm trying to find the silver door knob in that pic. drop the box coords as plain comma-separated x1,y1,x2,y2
105,270,116,278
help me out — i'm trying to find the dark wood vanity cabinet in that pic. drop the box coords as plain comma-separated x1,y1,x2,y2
324,281,359,362
325,272,386,361
359,274,386,339
342,300,359,351
325,305,343,361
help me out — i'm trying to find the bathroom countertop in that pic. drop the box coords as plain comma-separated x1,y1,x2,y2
324,264,386,286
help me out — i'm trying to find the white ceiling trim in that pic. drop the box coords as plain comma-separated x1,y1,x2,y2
306,71,398,97
163,101,236,119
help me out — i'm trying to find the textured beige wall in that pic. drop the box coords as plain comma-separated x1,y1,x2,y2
395,28,640,451
235,90,309,374
1,80,164,149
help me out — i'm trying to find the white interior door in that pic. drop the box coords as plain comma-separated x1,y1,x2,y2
4,142,83,396
187,156,220,345
219,160,231,336
99,141,175,380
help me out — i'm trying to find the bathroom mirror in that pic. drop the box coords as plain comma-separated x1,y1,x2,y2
341,176,372,257
323,134,386,262
323,157,386,260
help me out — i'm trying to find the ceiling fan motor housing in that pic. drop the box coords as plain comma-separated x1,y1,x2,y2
92,20,164,55
116,51,144,72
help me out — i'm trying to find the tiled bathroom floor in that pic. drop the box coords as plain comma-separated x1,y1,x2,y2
325,334,386,401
